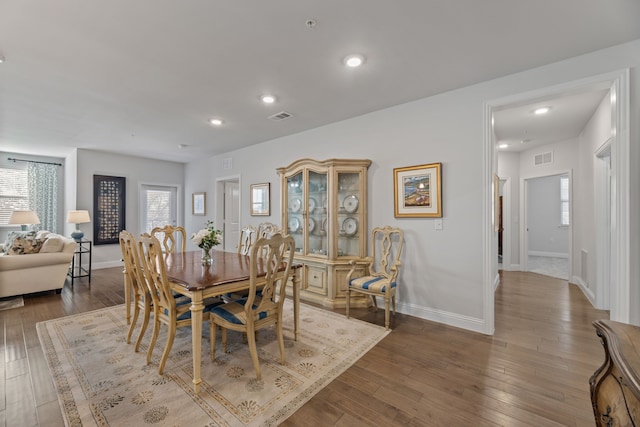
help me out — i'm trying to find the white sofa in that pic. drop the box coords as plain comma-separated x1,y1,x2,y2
0,231,77,298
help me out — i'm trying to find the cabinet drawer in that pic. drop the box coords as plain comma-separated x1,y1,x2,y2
305,266,326,295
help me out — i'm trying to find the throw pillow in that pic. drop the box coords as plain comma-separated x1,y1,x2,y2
40,235,65,253
6,235,46,255
4,230,36,251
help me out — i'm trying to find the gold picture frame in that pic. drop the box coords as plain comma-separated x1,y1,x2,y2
394,163,442,218
192,192,206,216
250,183,270,216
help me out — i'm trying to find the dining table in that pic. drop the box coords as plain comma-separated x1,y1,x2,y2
162,249,301,394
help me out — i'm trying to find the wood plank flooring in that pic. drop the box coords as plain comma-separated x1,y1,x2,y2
0,269,608,426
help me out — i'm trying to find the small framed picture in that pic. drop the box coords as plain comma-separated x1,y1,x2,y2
394,163,442,218
250,183,270,216
192,192,206,216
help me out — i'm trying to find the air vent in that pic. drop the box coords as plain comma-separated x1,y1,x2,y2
268,111,293,121
534,151,553,166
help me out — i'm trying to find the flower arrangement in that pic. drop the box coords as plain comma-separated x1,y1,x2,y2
191,220,222,252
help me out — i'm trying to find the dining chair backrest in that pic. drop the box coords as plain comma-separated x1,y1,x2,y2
247,232,294,314
119,230,149,298
237,225,258,256
138,233,177,313
369,226,404,280
257,222,281,239
151,225,186,253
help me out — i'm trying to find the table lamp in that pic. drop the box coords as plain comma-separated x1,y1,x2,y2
9,210,41,231
67,210,91,241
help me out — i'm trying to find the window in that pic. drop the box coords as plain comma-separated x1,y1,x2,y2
560,175,569,226
0,163,29,225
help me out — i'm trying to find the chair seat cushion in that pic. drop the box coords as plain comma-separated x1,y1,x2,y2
349,276,396,293
166,297,222,320
210,297,272,325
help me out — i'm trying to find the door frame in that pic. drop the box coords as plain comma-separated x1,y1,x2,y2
483,69,630,334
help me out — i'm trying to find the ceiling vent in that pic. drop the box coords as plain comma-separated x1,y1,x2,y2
534,151,553,166
268,111,293,121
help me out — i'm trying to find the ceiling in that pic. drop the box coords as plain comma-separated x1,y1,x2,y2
1,1,639,163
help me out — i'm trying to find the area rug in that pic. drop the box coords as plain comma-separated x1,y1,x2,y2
37,300,389,426
0,295,24,311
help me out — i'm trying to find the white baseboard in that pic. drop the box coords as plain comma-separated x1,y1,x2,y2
528,251,568,258
501,264,521,271
396,302,488,335
572,275,596,306
93,260,123,270
493,273,500,291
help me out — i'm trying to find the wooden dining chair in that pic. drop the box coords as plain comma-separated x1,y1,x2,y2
209,232,295,380
346,226,404,330
237,225,258,255
138,233,221,374
151,225,187,253
119,230,152,352
257,222,281,239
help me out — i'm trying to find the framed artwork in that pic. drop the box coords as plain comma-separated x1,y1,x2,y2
394,163,442,218
192,192,206,216
250,183,270,216
93,175,126,245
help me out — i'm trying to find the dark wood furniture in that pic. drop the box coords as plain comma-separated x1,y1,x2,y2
163,249,301,394
590,319,640,426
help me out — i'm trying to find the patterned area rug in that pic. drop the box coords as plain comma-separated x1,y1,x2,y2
37,300,389,426
0,295,24,311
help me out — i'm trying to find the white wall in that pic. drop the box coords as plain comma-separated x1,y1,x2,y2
183,39,640,332
527,174,568,256
575,93,612,300
75,149,185,268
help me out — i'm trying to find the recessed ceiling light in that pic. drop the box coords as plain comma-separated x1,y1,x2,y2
261,95,276,104
534,107,551,115
343,54,365,68
209,118,223,126
499,143,509,149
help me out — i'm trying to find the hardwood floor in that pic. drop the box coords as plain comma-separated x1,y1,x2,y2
0,269,608,426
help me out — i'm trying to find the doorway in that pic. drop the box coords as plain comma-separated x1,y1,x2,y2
140,184,179,234
483,69,630,334
523,173,570,281
215,176,240,252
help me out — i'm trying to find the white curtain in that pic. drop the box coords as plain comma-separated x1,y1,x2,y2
28,163,58,233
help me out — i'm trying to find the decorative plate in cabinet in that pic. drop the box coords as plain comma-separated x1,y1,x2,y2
343,195,359,213
342,218,358,236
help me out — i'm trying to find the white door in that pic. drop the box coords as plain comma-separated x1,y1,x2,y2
140,184,178,234
223,181,240,252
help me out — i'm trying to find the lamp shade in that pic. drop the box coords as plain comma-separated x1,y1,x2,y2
9,210,41,225
66,210,91,224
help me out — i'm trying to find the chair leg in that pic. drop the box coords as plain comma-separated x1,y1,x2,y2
221,328,228,353
276,317,286,365
126,301,140,344
246,326,262,380
384,295,391,331
158,321,177,375
209,321,217,361
345,288,351,319
134,302,151,352
371,295,378,309
147,317,160,365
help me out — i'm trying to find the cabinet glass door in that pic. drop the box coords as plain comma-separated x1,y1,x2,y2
337,172,361,257
286,172,304,254
307,170,327,257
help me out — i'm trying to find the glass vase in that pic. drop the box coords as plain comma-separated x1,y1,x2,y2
201,248,213,266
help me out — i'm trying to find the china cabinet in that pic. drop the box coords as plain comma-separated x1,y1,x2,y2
277,158,371,308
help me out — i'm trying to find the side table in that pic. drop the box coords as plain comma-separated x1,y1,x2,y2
69,239,92,286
